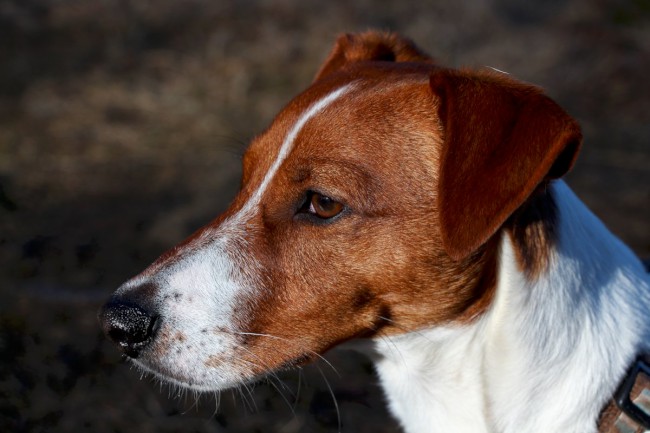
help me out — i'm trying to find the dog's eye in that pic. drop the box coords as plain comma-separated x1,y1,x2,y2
305,192,344,219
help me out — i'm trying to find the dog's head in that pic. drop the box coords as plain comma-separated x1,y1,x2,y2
99,31,581,391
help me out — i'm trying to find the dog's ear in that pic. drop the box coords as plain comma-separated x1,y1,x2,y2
430,69,582,261
314,31,434,82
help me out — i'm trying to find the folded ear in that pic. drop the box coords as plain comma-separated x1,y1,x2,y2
314,31,434,82
431,69,582,261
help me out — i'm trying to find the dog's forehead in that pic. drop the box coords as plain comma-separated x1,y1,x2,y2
246,65,439,179
289,64,437,135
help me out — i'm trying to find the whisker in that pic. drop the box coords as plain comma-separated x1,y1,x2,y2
235,337,315,414
266,376,296,416
316,364,341,433
231,330,348,422
195,390,202,412
212,390,221,417
246,382,259,412
235,331,340,377
235,344,291,392
180,388,202,415
125,327,347,422
379,333,408,367
293,368,303,412
378,315,434,343
365,319,408,367
237,385,257,412
230,389,238,409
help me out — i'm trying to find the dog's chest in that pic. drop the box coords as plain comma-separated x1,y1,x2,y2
371,326,491,433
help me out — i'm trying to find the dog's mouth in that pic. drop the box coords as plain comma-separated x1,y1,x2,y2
117,321,324,393
99,287,341,394
277,353,317,371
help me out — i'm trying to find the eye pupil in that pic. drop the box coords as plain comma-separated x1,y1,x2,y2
309,192,343,219
317,195,332,208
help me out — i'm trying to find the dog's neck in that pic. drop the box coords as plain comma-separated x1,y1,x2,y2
370,180,650,433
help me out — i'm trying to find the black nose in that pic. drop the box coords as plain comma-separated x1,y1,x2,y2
99,299,159,358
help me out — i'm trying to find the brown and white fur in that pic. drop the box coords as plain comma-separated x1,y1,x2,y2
99,32,650,433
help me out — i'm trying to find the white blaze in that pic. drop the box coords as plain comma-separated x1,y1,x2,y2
125,83,356,391
237,83,355,218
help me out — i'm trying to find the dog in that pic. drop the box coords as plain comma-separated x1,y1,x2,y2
99,32,650,432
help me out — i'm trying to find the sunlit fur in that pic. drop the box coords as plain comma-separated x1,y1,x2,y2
104,31,650,433
113,85,354,392
371,181,650,433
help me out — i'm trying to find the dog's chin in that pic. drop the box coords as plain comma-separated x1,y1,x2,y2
127,356,260,393
126,351,314,394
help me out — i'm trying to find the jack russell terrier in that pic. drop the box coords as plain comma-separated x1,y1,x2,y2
100,32,650,433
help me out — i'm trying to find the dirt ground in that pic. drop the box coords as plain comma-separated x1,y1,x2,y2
1,0,649,432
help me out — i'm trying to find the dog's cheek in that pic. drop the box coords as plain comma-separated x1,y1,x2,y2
235,223,370,357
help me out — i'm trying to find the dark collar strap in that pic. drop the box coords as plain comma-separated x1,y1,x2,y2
599,356,650,433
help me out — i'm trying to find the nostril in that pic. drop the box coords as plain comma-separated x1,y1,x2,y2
99,300,159,358
104,303,154,343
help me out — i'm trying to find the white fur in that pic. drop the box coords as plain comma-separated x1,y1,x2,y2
118,85,354,391
235,83,354,218
117,237,255,391
371,181,650,433
113,82,650,430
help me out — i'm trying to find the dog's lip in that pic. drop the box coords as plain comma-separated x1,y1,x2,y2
277,353,316,371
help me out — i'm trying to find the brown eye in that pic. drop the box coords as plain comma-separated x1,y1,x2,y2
308,192,344,219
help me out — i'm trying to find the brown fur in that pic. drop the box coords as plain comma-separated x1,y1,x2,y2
431,69,581,260
141,31,581,374
314,31,434,82
507,184,558,278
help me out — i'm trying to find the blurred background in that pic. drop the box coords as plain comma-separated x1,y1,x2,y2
0,0,648,432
